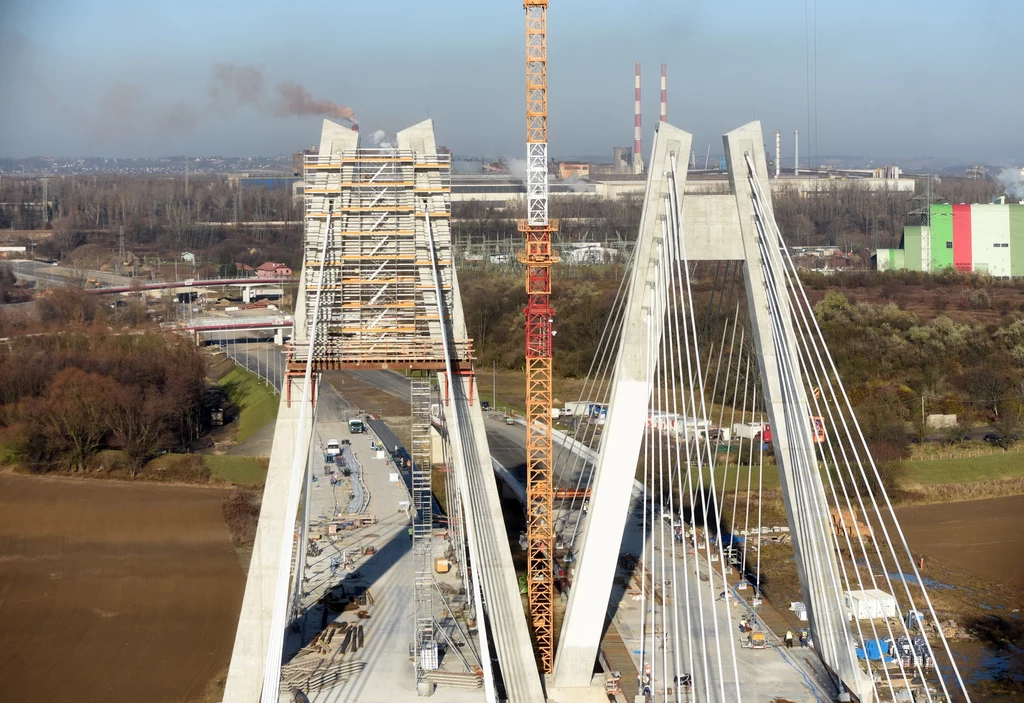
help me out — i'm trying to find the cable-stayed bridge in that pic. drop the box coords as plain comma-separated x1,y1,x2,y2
221,119,973,703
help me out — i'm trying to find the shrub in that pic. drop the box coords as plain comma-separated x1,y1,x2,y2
222,489,261,547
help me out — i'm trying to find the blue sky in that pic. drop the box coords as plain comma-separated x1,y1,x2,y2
0,0,1021,162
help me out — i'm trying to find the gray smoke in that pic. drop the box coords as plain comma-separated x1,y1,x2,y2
271,81,356,122
997,168,1024,201
209,63,264,108
209,64,357,123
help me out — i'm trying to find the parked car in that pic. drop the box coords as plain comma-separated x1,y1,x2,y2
481,401,491,411
983,433,1002,444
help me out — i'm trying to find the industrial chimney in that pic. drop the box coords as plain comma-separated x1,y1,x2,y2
775,130,781,179
794,129,800,176
660,63,667,123
633,63,643,174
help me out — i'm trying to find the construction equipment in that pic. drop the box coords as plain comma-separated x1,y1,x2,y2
742,631,768,649
520,0,558,672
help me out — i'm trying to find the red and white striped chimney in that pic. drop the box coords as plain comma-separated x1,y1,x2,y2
660,63,667,123
633,62,643,173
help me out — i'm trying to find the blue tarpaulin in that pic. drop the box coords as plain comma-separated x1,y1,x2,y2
855,639,894,662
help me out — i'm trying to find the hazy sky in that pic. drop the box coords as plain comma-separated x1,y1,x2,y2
1,0,1021,162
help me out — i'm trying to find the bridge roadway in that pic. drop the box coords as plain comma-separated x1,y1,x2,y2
291,381,487,703
345,371,825,701
342,370,596,506
7,260,132,288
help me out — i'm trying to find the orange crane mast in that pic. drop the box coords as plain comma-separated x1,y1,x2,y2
520,0,558,673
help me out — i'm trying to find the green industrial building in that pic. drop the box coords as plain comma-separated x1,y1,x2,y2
878,203,1024,276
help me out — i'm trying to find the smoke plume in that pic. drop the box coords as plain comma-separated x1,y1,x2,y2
207,64,356,123
272,81,356,122
369,129,395,150
209,63,264,108
997,168,1024,201
77,63,357,144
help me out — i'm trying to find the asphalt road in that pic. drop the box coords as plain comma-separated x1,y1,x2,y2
343,370,597,498
8,260,133,289
211,338,286,391
344,369,414,400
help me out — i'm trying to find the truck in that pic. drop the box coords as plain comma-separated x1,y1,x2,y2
326,439,341,456
762,416,825,445
348,418,366,434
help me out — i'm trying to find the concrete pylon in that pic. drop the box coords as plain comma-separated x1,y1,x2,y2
553,122,693,688
221,380,313,702
555,121,868,701
221,119,357,703
723,122,866,701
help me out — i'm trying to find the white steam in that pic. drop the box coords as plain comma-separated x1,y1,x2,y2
997,168,1024,201
506,157,528,182
369,129,395,150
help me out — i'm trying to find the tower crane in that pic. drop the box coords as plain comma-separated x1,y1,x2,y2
519,0,557,673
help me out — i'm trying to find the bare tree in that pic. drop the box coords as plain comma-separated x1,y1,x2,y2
35,368,117,471
110,386,168,475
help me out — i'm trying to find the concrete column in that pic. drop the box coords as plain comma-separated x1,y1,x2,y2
724,121,865,701
553,123,693,688
222,378,313,701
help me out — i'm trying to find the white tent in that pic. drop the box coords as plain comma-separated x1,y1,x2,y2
845,589,897,620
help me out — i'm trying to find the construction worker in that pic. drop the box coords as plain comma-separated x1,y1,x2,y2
800,630,808,647
785,630,794,649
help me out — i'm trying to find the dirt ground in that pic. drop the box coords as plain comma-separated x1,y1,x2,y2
892,494,1024,589
0,472,245,703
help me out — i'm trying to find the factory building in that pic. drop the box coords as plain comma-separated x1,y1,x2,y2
877,203,1024,277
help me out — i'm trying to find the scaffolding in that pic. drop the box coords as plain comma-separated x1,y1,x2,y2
289,141,473,690
289,149,471,374
411,376,437,676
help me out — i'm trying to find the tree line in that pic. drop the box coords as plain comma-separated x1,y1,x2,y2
0,330,207,474
0,174,302,270
0,172,1004,281
461,265,1024,428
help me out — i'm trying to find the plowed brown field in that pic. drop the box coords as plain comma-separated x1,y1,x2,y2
0,473,244,702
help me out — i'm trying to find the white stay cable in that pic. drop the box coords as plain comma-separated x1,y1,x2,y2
749,159,967,700
661,215,701,692
750,175,859,684
261,202,334,701
663,209,714,699
740,359,756,577
425,204,495,703
726,323,747,544
749,174,922,698
670,154,742,701
561,251,634,551
655,247,671,700
638,268,655,694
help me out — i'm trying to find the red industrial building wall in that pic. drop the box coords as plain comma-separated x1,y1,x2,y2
952,204,973,272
